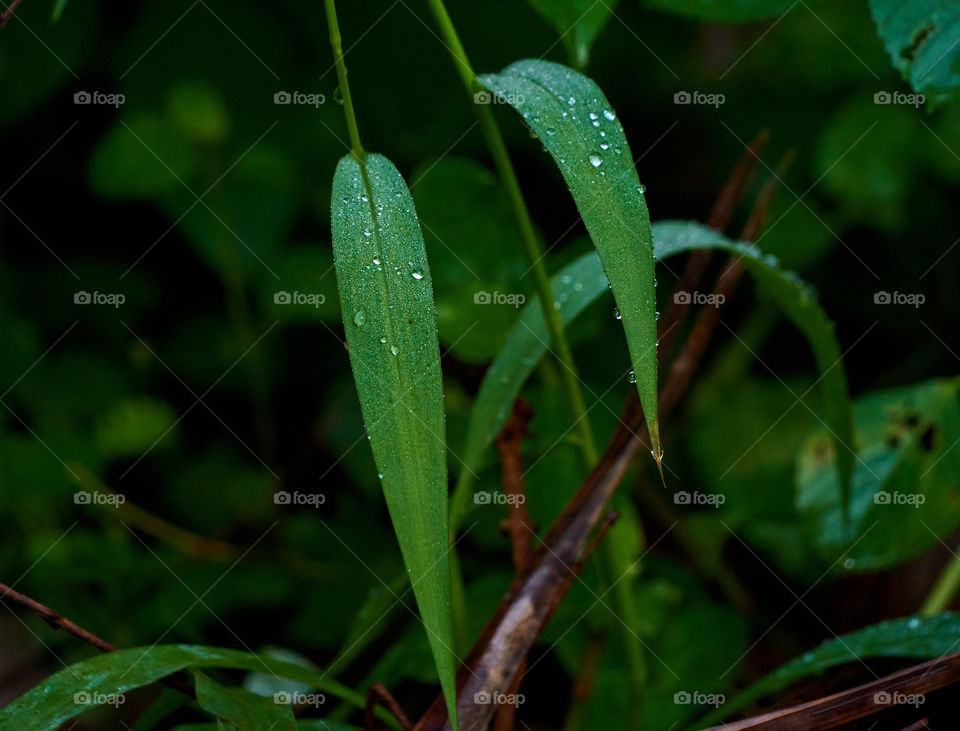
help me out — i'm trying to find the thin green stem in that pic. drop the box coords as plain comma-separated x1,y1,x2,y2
425,0,647,707
920,549,960,616
424,0,596,468
324,0,363,155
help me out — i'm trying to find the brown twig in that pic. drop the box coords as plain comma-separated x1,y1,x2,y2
365,682,414,731
704,652,960,730
494,398,536,575
0,582,117,653
0,0,24,29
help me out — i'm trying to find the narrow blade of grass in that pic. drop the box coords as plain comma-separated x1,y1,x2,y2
331,152,458,729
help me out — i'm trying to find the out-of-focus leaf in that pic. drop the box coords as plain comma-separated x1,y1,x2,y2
700,612,960,726
410,157,528,362
194,672,296,731
89,112,199,199
797,378,960,571
330,152,458,728
479,59,663,468
51,0,69,22
0,645,385,730
264,244,341,324
166,82,231,144
870,0,960,107
95,396,178,458
527,0,619,67
815,98,924,234
646,0,798,22
451,220,852,528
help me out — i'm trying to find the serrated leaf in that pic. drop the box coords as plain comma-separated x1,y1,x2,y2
194,672,296,731
330,152,458,729
526,0,619,67
699,612,960,726
479,59,662,469
0,645,387,730
870,0,960,108
451,221,852,528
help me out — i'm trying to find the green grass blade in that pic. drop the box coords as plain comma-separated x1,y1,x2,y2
696,612,960,727
479,59,663,472
331,152,458,730
655,220,854,497
450,221,853,531
0,645,397,730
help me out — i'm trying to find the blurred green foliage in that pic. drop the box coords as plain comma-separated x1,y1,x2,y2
1,0,959,728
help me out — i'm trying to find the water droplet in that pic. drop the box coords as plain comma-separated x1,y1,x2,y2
600,142,610,150
638,184,647,194
411,270,424,280
908,617,921,630
379,336,387,344
589,112,599,120
655,310,660,320
363,229,372,237
546,126,555,136
353,310,365,326
843,558,855,569
603,109,616,121
377,472,383,479
360,194,369,202
567,97,576,106
614,306,621,320
627,370,637,384
390,345,400,356
333,86,344,105
588,154,603,168
372,257,380,265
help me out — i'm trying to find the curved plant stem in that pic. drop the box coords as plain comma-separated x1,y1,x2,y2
424,0,597,468
920,549,960,616
423,0,649,706
324,0,363,155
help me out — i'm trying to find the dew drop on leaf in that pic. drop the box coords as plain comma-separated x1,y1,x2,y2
353,310,365,326
628,370,637,384
390,345,400,355
588,154,603,168
603,109,616,121
411,270,424,280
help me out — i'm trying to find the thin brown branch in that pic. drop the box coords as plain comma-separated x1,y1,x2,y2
0,582,117,653
705,652,960,730
494,398,535,575
365,682,414,731
0,0,24,29
0,582,196,698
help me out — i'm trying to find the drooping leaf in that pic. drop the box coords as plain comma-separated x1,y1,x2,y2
526,0,619,68
194,672,296,731
0,645,389,730
645,0,799,22
870,0,960,108
797,377,960,571
479,60,662,470
698,612,960,726
655,220,854,499
451,221,852,530
330,152,458,729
